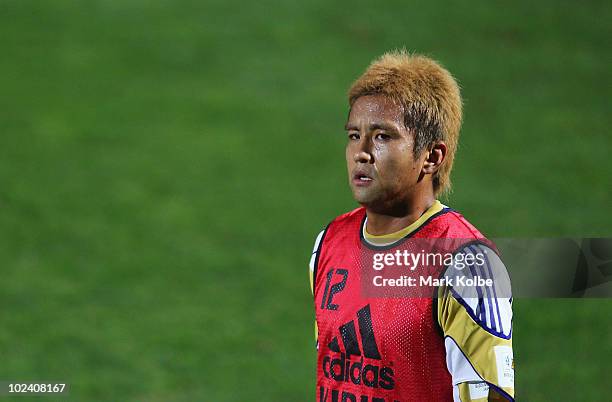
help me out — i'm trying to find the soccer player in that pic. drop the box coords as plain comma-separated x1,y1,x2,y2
309,51,514,401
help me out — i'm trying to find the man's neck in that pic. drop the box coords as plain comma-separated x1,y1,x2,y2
365,195,436,236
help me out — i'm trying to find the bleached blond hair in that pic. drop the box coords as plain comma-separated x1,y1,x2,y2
348,50,462,195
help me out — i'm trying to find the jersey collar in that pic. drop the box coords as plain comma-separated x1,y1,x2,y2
362,200,446,246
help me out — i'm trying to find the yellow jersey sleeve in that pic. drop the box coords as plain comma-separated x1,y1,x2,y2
438,243,515,401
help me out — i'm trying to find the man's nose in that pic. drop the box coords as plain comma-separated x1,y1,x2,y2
354,139,373,163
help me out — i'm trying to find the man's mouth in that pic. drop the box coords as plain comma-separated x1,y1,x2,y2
352,171,373,186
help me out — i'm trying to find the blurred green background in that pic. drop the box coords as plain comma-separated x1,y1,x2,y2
0,0,610,400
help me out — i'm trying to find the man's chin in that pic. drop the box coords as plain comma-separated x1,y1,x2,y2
351,188,379,206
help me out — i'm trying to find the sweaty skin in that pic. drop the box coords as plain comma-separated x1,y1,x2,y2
345,94,446,236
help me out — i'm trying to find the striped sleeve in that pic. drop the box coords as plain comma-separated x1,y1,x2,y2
309,230,325,295
438,243,515,401
309,230,325,346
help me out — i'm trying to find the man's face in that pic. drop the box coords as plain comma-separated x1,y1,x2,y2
345,94,426,211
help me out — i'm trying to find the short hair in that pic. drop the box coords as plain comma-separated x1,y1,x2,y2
348,50,462,195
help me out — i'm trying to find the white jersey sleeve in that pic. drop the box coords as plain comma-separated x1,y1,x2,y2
309,230,325,294
309,230,325,347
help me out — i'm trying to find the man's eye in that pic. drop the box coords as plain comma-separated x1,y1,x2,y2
348,133,360,140
375,133,391,141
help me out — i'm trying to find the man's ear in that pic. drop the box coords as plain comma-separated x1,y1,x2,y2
422,142,447,175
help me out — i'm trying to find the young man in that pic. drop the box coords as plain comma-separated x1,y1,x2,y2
309,51,514,401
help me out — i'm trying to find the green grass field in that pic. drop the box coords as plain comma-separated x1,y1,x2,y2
0,1,610,400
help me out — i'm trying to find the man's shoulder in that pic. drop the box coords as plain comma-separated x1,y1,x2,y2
330,206,366,226
425,206,487,240
313,207,365,247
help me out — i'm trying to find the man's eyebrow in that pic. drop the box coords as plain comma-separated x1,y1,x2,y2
344,123,396,131
374,123,394,131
